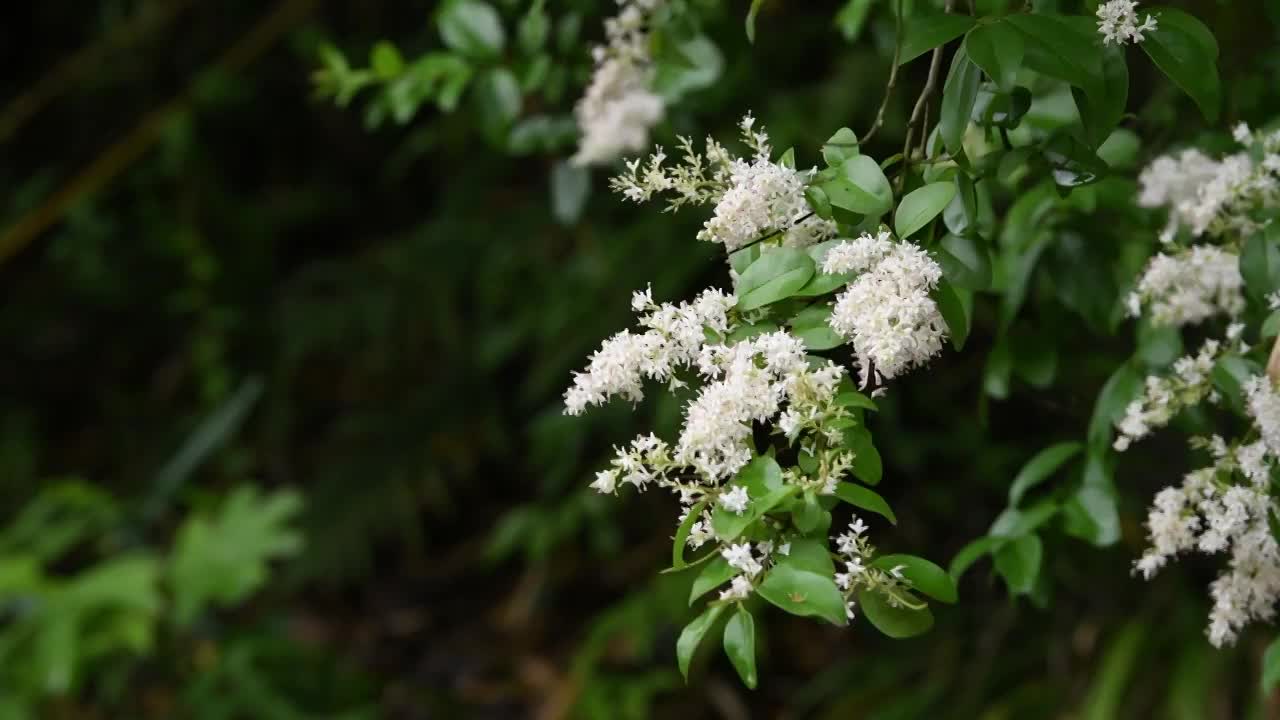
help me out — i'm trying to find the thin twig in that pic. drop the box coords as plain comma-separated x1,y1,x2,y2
898,0,955,192
727,211,817,256
861,0,906,144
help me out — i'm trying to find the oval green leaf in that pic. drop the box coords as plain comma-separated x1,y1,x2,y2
872,554,958,603
736,247,816,311
677,604,726,680
895,182,957,239
833,482,896,524
1008,442,1083,506
756,565,847,626
858,588,934,638
724,607,758,688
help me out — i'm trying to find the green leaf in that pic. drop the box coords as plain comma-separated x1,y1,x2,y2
931,278,969,350
370,42,405,80
739,455,785,496
897,14,976,65
833,482,896,524
1088,363,1142,449
993,533,1042,595
935,233,992,290
1008,442,1083,506
1241,228,1280,302
789,304,843,350
1262,635,1280,694
517,5,550,53
1212,355,1263,416
1043,134,1108,188
872,554,957,603
989,501,1058,538
858,588,934,638
736,247,816,311
1063,484,1121,547
792,492,826,533
475,67,522,136
723,607,758,688
690,558,738,606
1142,8,1221,123
746,0,767,43
842,427,883,485
672,499,709,569
895,182,957,239
437,0,506,59
757,565,847,626
712,486,796,542
964,21,1023,90
939,47,982,157
169,486,303,626
1073,43,1129,149
779,538,836,576
835,391,878,412
677,603,726,680
822,127,860,166
1005,13,1104,100
836,0,875,42
1264,311,1280,340
949,536,997,581
821,155,894,217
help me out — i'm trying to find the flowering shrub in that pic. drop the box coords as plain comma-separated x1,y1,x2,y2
314,0,1280,706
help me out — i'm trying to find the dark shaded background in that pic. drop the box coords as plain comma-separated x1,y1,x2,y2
4,0,1280,717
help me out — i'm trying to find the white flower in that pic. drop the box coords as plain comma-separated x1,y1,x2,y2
1135,448,1280,647
1246,375,1280,456
572,1,668,165
719,574,753,601
848,516,869,536
1096,0,1157,45
687,518,714,549
1114,340,1221,451
1127,246,1245,326
611,114,838,249
564,287,735,415
845,600,857,620
721,543,763,576
697,157,837,250
590,469,619,494
718,486,751,515
826,232,947,384
1138,141,1280,240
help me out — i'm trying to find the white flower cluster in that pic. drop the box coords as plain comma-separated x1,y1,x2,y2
679,331,841,480
1096,0,1157,45
611,115,839,250
832,516,910,620
823,231,947,385
1246,375,1280,456
1138,125,1280,242
571,0,667,166
1113,339,1222,451
1133,434,1280,647
1125,245,1245,327
563,285,735,415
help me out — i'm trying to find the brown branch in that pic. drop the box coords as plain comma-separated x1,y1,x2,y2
0,0,317,267
0,0,197,144
861,0,906,144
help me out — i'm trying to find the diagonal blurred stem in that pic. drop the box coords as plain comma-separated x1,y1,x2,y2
0,0,317,268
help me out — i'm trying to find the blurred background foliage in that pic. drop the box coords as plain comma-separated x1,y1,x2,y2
3,0,1280,718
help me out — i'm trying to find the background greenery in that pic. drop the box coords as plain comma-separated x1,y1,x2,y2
4,0,1280,717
